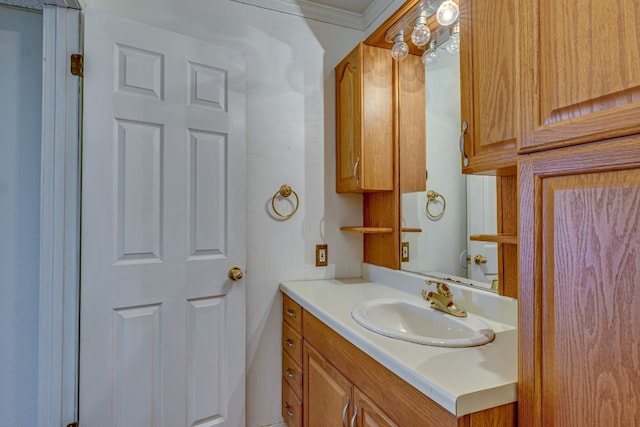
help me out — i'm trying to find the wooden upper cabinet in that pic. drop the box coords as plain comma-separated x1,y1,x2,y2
519,0,640,152
460,0,519,174
336,43,393,193
399,53,426,193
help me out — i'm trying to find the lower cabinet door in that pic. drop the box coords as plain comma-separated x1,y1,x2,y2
352,387,397,427
304,342,352,427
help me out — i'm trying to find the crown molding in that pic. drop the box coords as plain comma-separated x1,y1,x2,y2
362,0,393,29
230,0,390,31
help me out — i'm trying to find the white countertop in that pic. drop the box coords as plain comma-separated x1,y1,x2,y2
279,277,517,417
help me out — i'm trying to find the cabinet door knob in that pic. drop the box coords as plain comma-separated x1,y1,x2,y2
284,339,296,349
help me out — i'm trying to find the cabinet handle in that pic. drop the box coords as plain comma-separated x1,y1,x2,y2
349,405,358,427
353,157,360,187
341,395,350,427
285,367,296,380
285,339,296,349
284,402,295,418
459,121,469,167
285,309,297,318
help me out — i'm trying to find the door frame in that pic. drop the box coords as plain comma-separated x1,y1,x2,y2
38,2,82,426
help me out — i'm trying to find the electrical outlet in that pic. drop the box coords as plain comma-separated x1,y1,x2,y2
315,244,328,267
401,242,410,262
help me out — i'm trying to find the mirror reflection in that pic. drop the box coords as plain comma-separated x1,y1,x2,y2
400,48,498,292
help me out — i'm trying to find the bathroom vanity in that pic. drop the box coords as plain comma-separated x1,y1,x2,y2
280,272,517,426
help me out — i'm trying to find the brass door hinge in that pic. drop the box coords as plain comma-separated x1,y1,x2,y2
70,54,83,77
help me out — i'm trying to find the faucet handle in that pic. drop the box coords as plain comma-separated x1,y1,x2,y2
425,280,452,298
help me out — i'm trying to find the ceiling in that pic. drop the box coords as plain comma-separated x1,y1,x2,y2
231,0,394,31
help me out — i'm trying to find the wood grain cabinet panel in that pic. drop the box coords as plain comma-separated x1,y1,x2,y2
336,43,393,193
352,388,397,427
519,0,640,152
304,342,352,427
460,0,519,173
283,382,303,427
519,137,640,426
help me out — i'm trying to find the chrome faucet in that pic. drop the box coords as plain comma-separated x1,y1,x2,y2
421,280,467,317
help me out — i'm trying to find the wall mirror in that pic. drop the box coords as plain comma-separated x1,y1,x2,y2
400,47,498,292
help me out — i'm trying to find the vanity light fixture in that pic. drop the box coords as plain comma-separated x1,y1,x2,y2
411,15,431,47
445,22,460,54
422,39,439,66
436,0,459,26
391,32,409,61
385,0,459,62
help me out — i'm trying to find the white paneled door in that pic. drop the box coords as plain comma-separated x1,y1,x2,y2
81,10,246,426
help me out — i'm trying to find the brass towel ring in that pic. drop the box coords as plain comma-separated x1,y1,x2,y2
426,190,446,220
271,184,299,219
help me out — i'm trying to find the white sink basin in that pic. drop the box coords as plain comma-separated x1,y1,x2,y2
351,298,495,348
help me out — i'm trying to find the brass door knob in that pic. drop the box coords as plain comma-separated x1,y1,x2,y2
474,254,488,265
228,266,244,281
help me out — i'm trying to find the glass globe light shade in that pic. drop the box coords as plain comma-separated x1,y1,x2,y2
436,0,459,26
391,34,409,61
411,17,431,47
446,33,460,54
422,45,439,67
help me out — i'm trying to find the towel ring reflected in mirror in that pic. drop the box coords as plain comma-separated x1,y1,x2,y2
425,190,446,220
271,184,299,219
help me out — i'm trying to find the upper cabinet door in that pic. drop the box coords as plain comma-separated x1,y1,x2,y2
460,0,519,174
336,43,393,193
520,0,640,152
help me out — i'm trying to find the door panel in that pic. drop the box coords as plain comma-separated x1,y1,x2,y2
540,170,640,425
520,0,640,151
81,10,245,426
519,139,640,425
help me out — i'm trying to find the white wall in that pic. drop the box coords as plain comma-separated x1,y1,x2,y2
0,6,43,426
401,51,467,277
81,1,366,425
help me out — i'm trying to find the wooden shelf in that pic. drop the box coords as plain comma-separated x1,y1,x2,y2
340,227,394,234
470,233,518,245
401,227,422,233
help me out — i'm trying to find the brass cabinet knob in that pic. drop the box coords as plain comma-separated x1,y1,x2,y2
228,266,244,281
474,254,488,265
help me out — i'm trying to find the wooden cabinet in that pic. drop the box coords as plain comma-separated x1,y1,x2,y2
519,0,640,153
336,43,393,193
337,43,425,270
352,388,397,427
519,137,640,425
303,342,352,426
300,300,517,426
282,295,304,427
459,0,519,174
304,342,397,427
